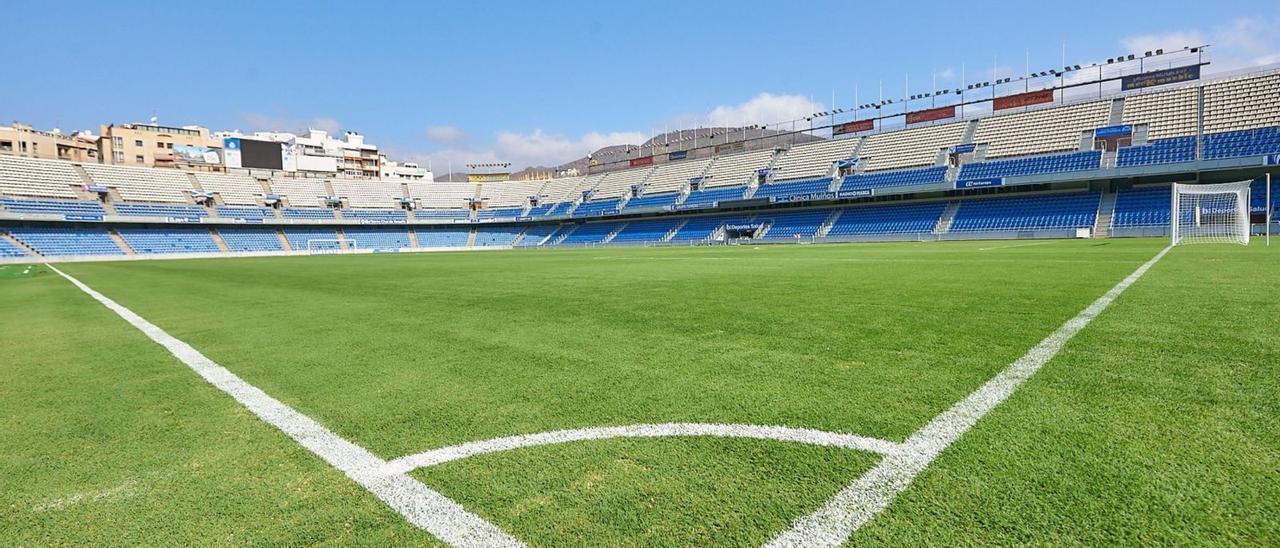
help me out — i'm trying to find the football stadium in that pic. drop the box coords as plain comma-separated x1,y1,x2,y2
3,4,1279,546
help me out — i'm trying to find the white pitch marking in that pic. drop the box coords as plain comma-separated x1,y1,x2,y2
766,245,1173,547
47,265,523,548
386,423,900,475
976,240,1061,251
33,479,139,512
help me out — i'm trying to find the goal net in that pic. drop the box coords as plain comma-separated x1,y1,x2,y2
1171,181,1250,246
306,239,358,254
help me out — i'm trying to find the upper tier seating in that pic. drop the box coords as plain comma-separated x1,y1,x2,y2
514,224,560,247
826,202,947,235
974,100,1110,159
413,208,469,221
754,178,832,200
622,192,680,212
538,174,603,204
476,207,525,220
117,226,219,254
643,158,713,195
218,227,284,252
478,181,540,208
860,121,966,171
0,197,106,217
1202,127,1280,160
408,182,474,209
332,179,405,209
573,198,622,218
0,156,80,198
1122,86,1198,139
1112,186,1171,228
702,149,774,188
194,172,264,206
282,207,336,219
473,226,524,246
416,227,470,247
609,218,681,244
341,209,407,222
341,227,411,249
680,185,746,209
215,206,276,219
269,178,331,208
113,202,209,218
1203,73,1280,134
592,167,653,199
772,138,861,180
958,150,1101,181
1116,136,1196,167
839,166,947,192
8,226,123,256
558,221,622,245
755,208,832,239
950,192,1100,232
82,163,193,202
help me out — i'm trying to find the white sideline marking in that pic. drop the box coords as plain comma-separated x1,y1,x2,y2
977,240,1060,251
386,423,900,475
766,245,1173,547
47,265,523,548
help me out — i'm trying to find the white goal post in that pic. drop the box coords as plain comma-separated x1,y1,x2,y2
1171,181,1251,246
306,238,358,254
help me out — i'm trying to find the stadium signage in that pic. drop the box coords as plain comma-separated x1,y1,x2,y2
955,177,1004,189
668,150,688,161
1121,65,1200,91
63,214,103,221
724,223,763,231
1265,154,1280,166
232,218,264,224
838,188,873,198
950,143,977,154
1094,125,1134,138
906,105,955,125
167,216,202,223
83,184,109,193
994,88,1054,111
772,192,836,203
630,156,654,167
833,119,874,136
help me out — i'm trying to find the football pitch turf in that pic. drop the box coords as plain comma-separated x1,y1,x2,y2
2,238,1276,545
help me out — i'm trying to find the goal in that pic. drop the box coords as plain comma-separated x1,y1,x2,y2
306,239,358,254
1171,181,1251,246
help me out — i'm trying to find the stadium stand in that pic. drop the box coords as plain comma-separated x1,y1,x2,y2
839,166,947,192
282,207,336,219
609,218,681,244
771,138,860,180
340,209,408,222
474,226,524,246
8,226,123,256
642,158,713,195
680,185,747,209
0,236,28,257
973,100,1110,159
215,206,277,219
341,227,411,249
538,175,604,204
958,150,1101,180
113,203,209,218
1111,185,1171,228
0,156,81,199
416,227,470,247
702,149,774,188
755,208,832,239
282,227,340,250
0,197,106,217
333,179,405,209
859,121,965,172
116,227,220,254
1122,86,1198,139
409,181,474,210
1116,136,1197,167
558,221,622,245
194,172,265,206
573,198,622,218
592,166,652,199
753,178,832,200
622,192,680,211
269,178,331,208
478,181,538,208
1250,177,1280,214
950,192,1100,232
669,214,752,243
825,202,948,236
1202,73,1280,134
1202,127,1280,160
82,163,194,203
413,208,469,221
476,207,524,220
218,227,285,252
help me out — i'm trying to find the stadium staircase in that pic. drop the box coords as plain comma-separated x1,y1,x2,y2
816,209,843,237
335,228,349,248
275,229,293,252
1107,98,1126,125
407,229,420,249
209,228,230,252
961,119,980,144
755,220,774,239
661,219,687,242
1094,190,1117,238
107,228,136,255
551,225,576,245
1131,124,1150,146
465,228,477,248
602,223,626,244
0,232,38,256
933,201,961,234
509,227,529,247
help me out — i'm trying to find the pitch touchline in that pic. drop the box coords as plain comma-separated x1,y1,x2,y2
765,244,1173,547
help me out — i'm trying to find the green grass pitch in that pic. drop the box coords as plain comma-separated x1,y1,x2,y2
2,238,1276,545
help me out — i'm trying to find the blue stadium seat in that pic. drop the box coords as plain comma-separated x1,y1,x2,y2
1112,186,1171,227
826,202,947,236
215,206,276,219
622,192,680,212
950,192,1100,232
1116,136,1196,167
753,178,832,200
116,227,220,254
8,227,124,256
341,209,407,222
755,209,832,239
474,226,524,246
0,197,106,217
0,236,31,257
679,186,747,209
113,203,209,218
515,224,560,246
958,150,1101,181
218,227,284,252
1203,127,1280,160
557,222,623,244
416,227,470,247
414,209,470,220
282,227,340,250
609,218,682,244
476,207,525,220
668,214,752,243
572,198,622,218
839,166,948,192
282,208,336,219
342,227,412,249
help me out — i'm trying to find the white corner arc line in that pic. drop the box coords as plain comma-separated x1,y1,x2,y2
385,423,901,475
46,265,524,548
765,245,1174,547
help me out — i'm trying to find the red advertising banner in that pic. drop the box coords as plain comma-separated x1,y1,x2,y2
905,105,956,125
994,88,1054,111
629,156,654,167
833,119,874,136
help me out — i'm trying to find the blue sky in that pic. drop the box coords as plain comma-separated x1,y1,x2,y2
3,0,1278,170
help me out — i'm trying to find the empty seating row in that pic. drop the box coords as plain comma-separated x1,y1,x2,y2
195,172,264,206
950,192,1100,232
756,208,832,239
974,100,1109,159
473,226,524,246
839,166,947,192
859,122,965,171
558,222,621,245
680,185,746,209
754,178,832,200
341,209,407,222
772,138,860,180
1202,127,1280,160
218,227,284,252
476,207,525,220
701,149,774,188
573,198,622,218
82,163,193,203
515,224,560,246
0,236,29,257
826,202,947,235
7,226,123,256
1116,137,1196,167
113,202,209,218
416,227,470,247
642,158,712,194
215,206,276,219
0,156,80,198
332,179,406,209
117,227,219,254
609,218,681,244
1,197,106,217
282,207,336,219
1111,186,1170,227
958,150,1101,181
622,192,680,212
341,227,411,249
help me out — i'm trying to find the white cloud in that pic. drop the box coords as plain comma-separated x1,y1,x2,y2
241,112,341,134
1122,17,1280,72
706,93,825,127
425,125,469,147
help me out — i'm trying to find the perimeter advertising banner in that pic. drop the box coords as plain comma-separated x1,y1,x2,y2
630,156,654,167
994,88,1054,111
906,105,956,125
173,145,221,165
668,150,688,161
1121,65,1201,91
833,119,874,136
222,138,242,168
